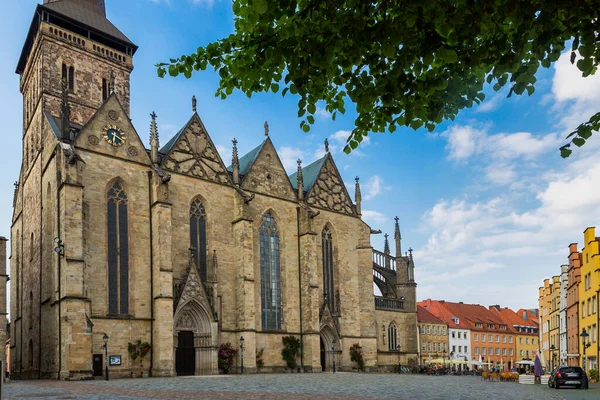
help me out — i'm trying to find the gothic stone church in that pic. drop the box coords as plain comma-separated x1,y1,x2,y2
10,0,418,379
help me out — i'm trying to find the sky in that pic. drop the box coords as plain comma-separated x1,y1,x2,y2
1,0,600,311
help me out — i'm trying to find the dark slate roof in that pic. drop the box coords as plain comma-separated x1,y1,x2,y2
44,112,82,138
227,141,265,176
289,155,327,192
41,0,135,46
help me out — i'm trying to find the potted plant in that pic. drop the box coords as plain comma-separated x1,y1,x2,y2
218,343,237,374
350,343,365,371
281,336,301,372
256,348,265,372
127,340,151,378
589,369,598,383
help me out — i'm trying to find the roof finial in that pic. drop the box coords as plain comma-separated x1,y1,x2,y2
355,176,361,216
325,138,330,153
150,112,159,164
384,233,390,255
109,70,115,94
394,216,401,257
192,95,197,113
232,138,240,186
297,159,304,201
13,181,18,208
60,78,71,143
264,121,269,137
408,247,413,259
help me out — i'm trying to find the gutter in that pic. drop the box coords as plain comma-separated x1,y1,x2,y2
147,171,154,376
296,207,304,371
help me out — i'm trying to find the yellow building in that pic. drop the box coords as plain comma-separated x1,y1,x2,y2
579,227,599,371
417,306,449,366
548,276,561,370
538,280,551,370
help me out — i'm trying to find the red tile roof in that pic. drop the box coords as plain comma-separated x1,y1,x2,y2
490,306,538,332
418,300,516,333
417,306,446,325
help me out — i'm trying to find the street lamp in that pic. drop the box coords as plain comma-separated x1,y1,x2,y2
397,344,401,374
102,333,109,381
240,336,245,374
332,339,336,373
443,348,446,370
549,345,556,371
581,328,591,373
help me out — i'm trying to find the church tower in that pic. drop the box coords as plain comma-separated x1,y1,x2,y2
11,0,137,379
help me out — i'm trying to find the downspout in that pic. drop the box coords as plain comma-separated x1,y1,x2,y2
38,149,43,379
147,171,154,376
55,150,62,380
296,207,304,371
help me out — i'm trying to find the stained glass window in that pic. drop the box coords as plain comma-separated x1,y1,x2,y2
388,323,398,351
107,182,128,315
260,213,281,330
322,227,335,312
190,198,207,281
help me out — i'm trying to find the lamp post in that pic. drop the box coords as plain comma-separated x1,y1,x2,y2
581,328,591,373
103,333,109,381
550,344,556,371
240,336,245,374
332,339,336,373
443,349,446,371
397,344,401,374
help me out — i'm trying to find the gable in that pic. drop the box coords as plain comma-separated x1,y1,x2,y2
240,138,296,200
306,155,355,215
162,114,230,185
72,94,150,165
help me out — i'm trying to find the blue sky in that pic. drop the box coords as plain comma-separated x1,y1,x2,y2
2,0,600,310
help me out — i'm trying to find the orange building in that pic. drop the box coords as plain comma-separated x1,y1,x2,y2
490,306,538,363
567,243,582,366
420,300,516,369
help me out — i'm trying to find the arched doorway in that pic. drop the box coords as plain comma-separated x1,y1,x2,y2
320,325,338,372
176,331,195,376
174,299,218,375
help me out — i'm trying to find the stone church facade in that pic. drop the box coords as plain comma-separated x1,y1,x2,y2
9,0,418,379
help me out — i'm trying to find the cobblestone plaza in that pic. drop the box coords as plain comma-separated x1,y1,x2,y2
4,374,599,400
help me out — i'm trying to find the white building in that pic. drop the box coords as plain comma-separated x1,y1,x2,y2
559,265,568,366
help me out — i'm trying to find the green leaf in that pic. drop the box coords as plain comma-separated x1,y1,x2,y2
307,103,316,114
302,124,310,133
572,137,586,147
271,83,280,93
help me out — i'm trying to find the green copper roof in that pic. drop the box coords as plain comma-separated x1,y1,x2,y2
159,118,191,154
289,155,328,192
227,141,265,176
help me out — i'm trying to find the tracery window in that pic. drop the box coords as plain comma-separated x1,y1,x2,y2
322,227,335,312
107,182,129,315
190,198,207,282
260,213,281,330
388,323,398,351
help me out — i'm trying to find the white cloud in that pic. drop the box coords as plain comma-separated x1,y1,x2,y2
361,210,388,224
417,148,600,308
215,144,228,162
551,51,600,132
363,175,388,201
316,107,331,119
148,0,222,7
442,126,485,160
278,146,304,173
476,93,503,113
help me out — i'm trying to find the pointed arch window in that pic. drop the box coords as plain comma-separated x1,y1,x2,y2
260,213,281,330
322,227,335,312
388,323,398,351
107,182,129,315
190,198,207,282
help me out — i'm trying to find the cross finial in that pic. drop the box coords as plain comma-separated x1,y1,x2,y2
192,96,197,113
395,216,399,224
151,111,157,121
297,159,302,167
325,138,329,153
408,247,413,258
355,176,359,183
264,121,269,137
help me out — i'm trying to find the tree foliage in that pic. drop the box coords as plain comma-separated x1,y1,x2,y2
157,1,600,157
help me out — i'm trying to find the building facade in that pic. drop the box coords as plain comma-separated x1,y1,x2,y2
566,243,582,367
559,265,568,366
10,0,419,380
416,306,448,366
579,227,599,371
538,279,551,369
548,276,561,370
491,307,538,363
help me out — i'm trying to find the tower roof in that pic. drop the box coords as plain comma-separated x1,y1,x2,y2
17,0,137,74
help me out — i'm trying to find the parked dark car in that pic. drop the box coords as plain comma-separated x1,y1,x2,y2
548,366,587,389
